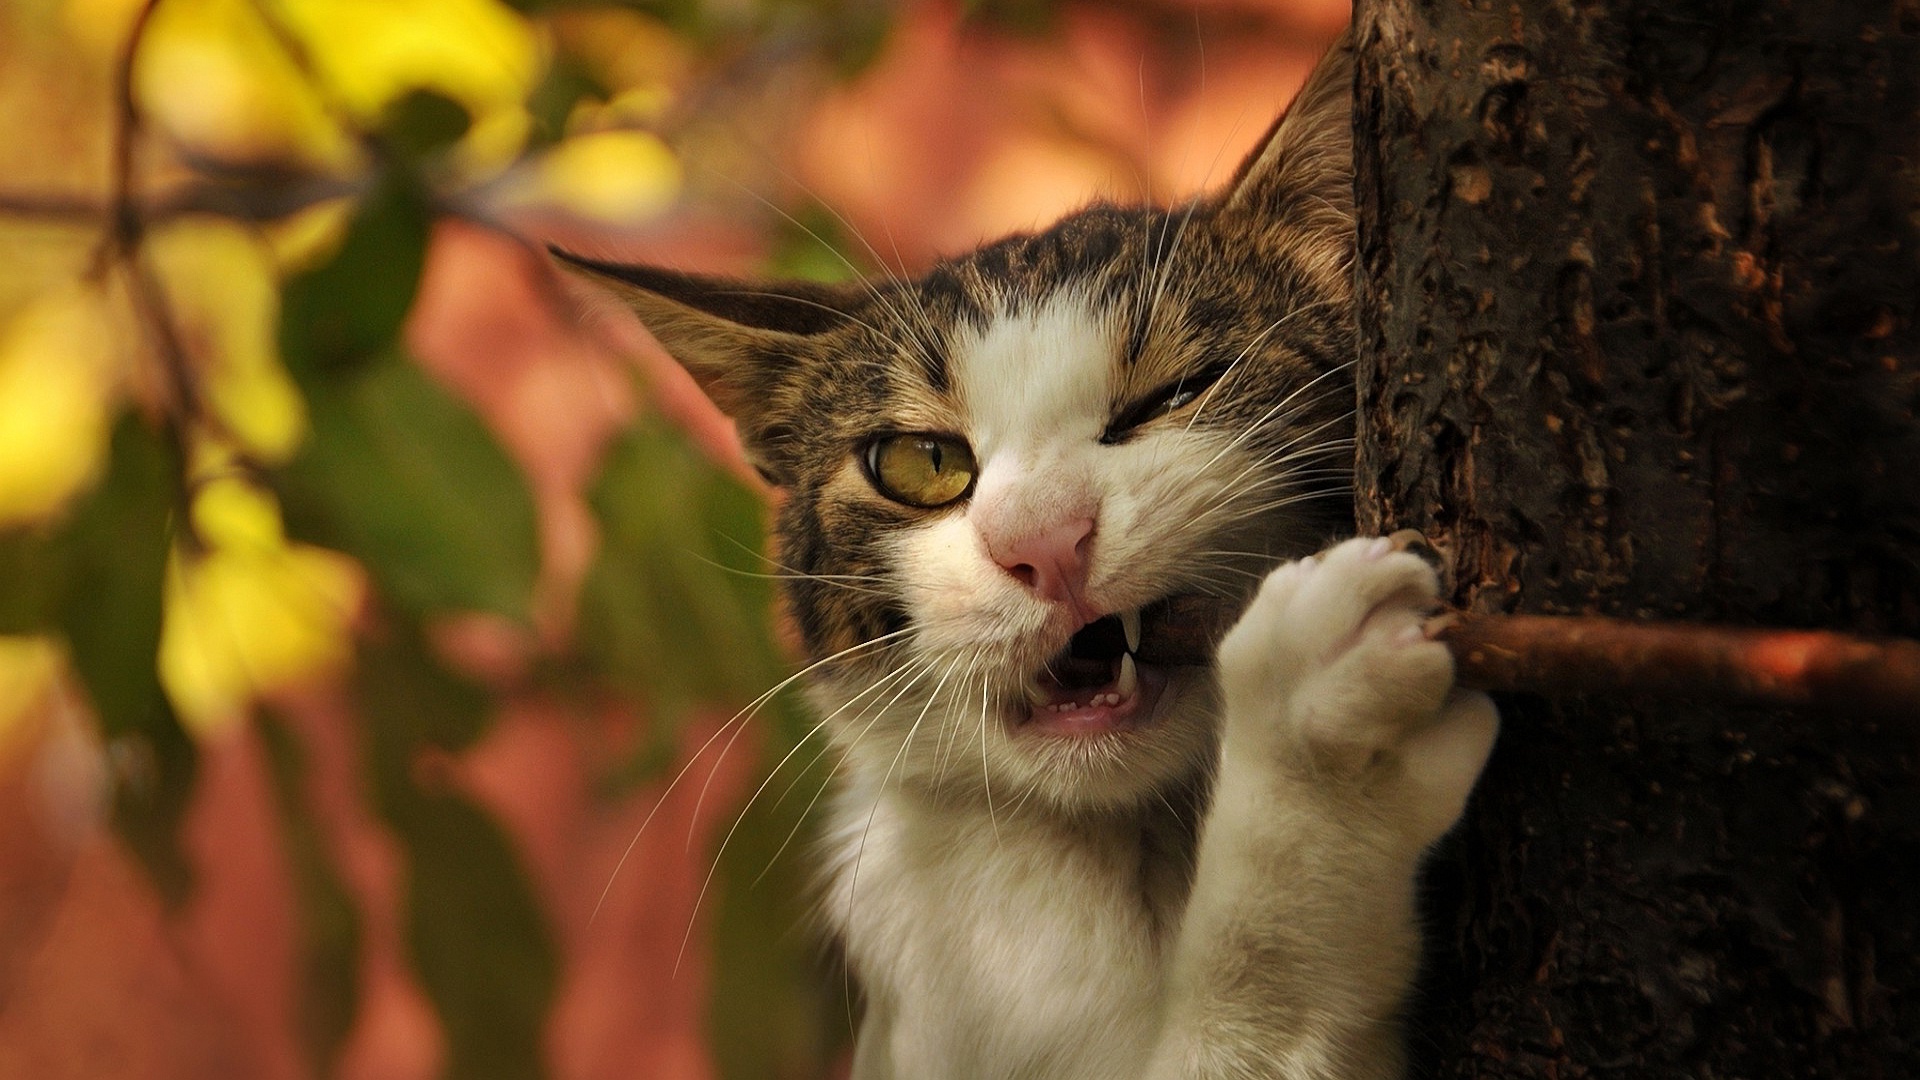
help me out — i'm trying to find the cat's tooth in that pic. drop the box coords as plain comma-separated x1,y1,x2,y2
1121,609,1141,653
1025,682,1050,709
1117,652,1138,699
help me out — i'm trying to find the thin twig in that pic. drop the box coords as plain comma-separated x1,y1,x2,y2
105,0,200,418
0,192,111,222
94,0,166,276
97,0,213,548
0,175,363,226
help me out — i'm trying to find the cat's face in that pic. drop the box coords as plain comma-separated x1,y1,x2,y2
781,207,1353,810
562,52,1354,811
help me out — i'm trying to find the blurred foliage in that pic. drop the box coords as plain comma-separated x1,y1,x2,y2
260,710,362,1073
766,200,870,284
580,422,786,723
281,354,542,620
359,627,558,1080
0,0,903,1076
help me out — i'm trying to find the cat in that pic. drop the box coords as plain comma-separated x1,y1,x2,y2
560,34,1497,1080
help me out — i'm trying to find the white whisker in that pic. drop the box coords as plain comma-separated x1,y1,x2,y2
740,659,941,898
978,669,1001,843
1185,300,1342,431
695,160,937,367
675,651,941,976
589,626,913,926
835,650,969,973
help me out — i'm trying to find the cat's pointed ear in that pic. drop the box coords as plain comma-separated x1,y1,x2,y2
1216,32,1353,231
551,247,863,420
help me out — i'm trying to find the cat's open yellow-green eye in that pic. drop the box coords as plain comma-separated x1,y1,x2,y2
864,433,977,508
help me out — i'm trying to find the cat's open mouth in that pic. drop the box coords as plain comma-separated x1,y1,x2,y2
1021,609,1169,735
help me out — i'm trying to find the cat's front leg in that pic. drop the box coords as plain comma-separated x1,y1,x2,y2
1147,537,1498,1080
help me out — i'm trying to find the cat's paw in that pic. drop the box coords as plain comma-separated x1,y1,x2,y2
1216,537,1497,847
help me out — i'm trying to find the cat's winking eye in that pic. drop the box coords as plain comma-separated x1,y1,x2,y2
1101,363,1233,443
864,433,977,508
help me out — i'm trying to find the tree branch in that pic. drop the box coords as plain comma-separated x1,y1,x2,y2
1137,596,1920,723
1437,612,1920,721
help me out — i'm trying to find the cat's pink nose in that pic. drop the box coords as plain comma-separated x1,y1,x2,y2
991,517,1095,605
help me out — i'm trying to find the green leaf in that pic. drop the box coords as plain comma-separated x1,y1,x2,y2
54,416,175,737
396,789,556,1080
765,202,866,285
108,699,198,908
260,714,362,1077
525,58,606,148
352,630,555,1079
46,417,197,905
960,0,1060,36
0,524,66,634
278,176,433,379
708,737,842,1080
356,625,492,772
577,421,786,726
278,356,540,622
826,5,893,79
380,89,472,162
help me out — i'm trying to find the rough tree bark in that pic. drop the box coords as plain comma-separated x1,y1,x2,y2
1351,2,1920,1077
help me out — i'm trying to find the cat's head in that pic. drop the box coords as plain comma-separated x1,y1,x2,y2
561,41,1354,812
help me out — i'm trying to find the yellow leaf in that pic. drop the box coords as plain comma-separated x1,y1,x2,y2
147,217,307,463
190,473,284,550
159,479,361,737
137,0,356,169
517,129,681,224
263,196,355,274
460,103,536,180
276,0,542,176
0,285,124,526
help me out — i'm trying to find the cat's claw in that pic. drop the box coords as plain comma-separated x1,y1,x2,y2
1216,536,1498,849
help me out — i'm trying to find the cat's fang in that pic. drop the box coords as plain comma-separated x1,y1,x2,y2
1117,652,1139,698
1120,609,1141,653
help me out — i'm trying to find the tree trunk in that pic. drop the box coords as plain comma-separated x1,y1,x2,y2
1350,2,1920,1076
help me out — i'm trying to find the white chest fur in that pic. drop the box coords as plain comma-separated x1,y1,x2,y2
825,782,1177,1080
